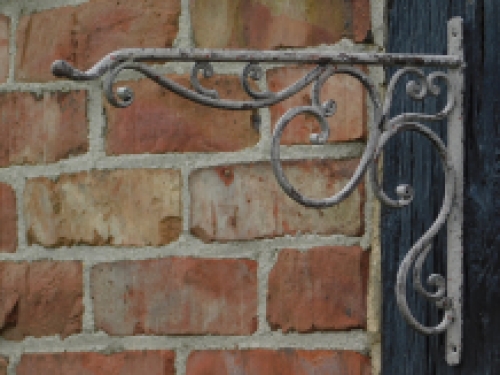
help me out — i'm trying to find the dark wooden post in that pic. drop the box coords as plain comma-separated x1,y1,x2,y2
383,0,500,373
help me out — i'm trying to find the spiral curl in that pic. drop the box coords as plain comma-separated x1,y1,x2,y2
191,62,219,99
241,63,275,99
271,66,383,208
102,61,328,111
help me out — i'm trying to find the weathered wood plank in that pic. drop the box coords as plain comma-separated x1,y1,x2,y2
383,0,500,373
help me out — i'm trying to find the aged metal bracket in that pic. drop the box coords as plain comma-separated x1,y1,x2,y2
51,18,464,365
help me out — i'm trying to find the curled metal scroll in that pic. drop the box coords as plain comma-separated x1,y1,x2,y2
62,58,330,110
51,53,458,337
191,62,219,99
370,121,455,334
271,66,383,208
241,63,275,99
270,67,457,335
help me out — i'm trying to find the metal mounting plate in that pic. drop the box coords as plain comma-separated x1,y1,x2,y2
445,17,464,366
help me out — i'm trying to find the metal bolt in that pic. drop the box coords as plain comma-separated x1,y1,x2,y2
396,184,414,202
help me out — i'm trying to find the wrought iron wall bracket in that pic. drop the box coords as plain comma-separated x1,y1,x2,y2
51,18,464,366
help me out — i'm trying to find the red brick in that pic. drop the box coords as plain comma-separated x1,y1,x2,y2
0,357,7,375
190,160,364,242
352,0,372,43
267,66,366,145
0,261,82,340
91,257,257,335
267,246,368,332
0,15,9,83
24,169,182,247
0,91,88,167
105,77,259,155
0,183,16,253
187,350,371,375
16,0,181,82
190,0,371,49
17,351,175,375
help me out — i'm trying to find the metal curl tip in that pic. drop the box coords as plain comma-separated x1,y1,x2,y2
51,60,74,78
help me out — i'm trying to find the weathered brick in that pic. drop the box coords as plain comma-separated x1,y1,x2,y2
0,261,82,340
267,246,368,332
267,66,366,144
17,351,175,375
0,183,16,253
0,357,7,375
105,77,259,155
91,257,257,335
24,169,182,247
352,0,372,43
190,160,364,242
190,0,371,49
0,15,9,83
0,91,88,167
16,0,181,82
187,350,371,375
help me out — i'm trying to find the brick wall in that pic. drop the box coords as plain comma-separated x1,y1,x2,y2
0,0,384,374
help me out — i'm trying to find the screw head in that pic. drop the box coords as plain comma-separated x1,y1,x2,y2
396,184,414,203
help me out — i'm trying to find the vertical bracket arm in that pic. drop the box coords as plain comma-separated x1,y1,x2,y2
446,16,464,366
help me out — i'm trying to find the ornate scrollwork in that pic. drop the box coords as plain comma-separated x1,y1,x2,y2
371,69,456,334
383,67,455,130
271,66,457,335
191,62,219,99
95,59,328,111
271,66,383,207
51,49,460,338
370,121,455,335
241,62,275,99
